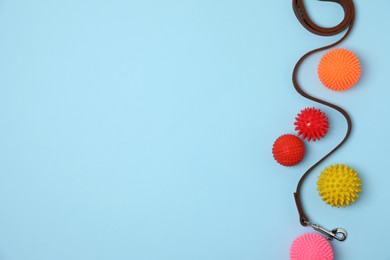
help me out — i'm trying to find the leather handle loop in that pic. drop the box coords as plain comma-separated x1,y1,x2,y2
293,0,355,36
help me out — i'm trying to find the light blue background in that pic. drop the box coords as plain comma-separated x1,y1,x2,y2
0,1,389,259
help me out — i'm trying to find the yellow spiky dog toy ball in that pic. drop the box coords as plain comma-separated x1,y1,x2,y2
317,164,362,208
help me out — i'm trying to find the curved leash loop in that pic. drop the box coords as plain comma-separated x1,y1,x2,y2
291,0,355,241
293,0,355,36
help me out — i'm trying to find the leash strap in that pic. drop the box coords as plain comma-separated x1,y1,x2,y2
291,0,355,240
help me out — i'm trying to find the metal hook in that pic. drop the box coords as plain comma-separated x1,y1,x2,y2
309,223,348,241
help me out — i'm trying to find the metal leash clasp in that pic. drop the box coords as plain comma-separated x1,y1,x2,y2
308,222,348,241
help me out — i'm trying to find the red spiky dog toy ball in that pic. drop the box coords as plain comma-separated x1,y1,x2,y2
294,107,329,142
272,134,305,167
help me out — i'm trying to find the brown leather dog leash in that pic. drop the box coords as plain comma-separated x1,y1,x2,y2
291,0,355,241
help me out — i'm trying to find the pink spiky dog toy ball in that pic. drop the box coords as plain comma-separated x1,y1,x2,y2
290,233,334,260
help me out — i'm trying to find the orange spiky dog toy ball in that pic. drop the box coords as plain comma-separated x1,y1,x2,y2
318,48,361,91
